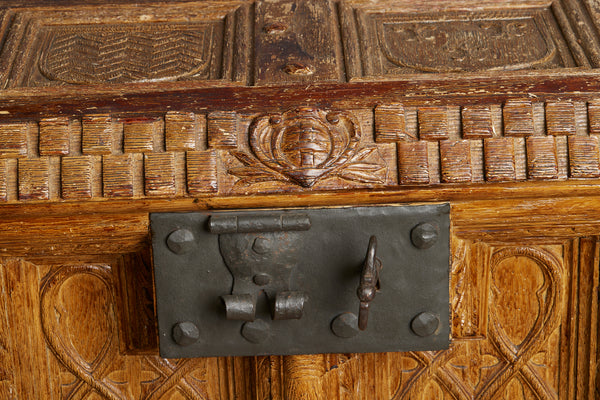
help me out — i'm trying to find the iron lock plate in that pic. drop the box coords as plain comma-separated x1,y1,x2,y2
151,204,450,358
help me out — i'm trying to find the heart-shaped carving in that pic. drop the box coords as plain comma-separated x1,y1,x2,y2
229,107,387,189
40,264,212,400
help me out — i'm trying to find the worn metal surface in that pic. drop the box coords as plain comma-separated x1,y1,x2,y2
357,235,382,331
151,204,450,358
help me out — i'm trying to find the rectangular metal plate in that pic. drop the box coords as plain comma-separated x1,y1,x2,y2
151,204,450,358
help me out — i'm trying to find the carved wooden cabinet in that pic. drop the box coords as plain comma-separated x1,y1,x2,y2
0,0,599,399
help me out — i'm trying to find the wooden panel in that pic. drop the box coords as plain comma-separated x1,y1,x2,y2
38,117,69,155
0,240,581,400
186,150,218,195
61,156,93,199
462,105,495,139
102,154,135,198
254,0,341,84
526,136,559,180
484,138,516,181
418,106,449,141
144,153,176,196
504,100,535,137
2,2,251,88
374,104,411,142
340,0,581,79
82,115,114,155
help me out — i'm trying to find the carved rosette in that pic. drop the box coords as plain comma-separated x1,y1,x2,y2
229,107,387,188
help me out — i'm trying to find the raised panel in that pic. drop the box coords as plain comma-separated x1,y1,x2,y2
340,0,587,79
0,2,251,88
0,235,596,399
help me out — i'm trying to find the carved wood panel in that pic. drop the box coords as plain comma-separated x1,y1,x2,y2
0,2,252,88
2,0,600,89
340,0,593,79
0,99,599,203
0,235,596,399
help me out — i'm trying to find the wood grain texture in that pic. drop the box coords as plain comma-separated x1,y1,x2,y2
82,115,114,155
440,140,472,183
462,105,495,139
568,136,600,178
165,111,204,152
17,157,49,200
254,0,342,85
503,99,535,137
483,138,516,182
1,2,251,88
1,99,600,203
546,101,577,136
60,156,93,199
38,117,70,155
186,150,218,195
0,122,30,159
103,154,136,198
1,2,600,399
208,111,238,149
418,106,449,141
526,136,559,180
123,117,161,153
144,153,176,196
374,104,411,142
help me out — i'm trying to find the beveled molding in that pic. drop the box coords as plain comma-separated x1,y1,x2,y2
0,99,599,203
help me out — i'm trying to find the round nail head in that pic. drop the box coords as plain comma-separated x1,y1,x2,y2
172,321,200,346
241,319,270,344
411,223,439,249
166,229,195,254
252,237,271,254
411,312,440,337
331,312,359,338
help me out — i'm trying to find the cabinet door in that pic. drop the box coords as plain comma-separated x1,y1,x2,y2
0,228,597,399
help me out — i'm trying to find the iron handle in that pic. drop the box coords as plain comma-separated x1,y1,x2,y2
357,235,382,331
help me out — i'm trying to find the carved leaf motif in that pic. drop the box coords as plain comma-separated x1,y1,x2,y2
229,108,387,188
336,163,386,184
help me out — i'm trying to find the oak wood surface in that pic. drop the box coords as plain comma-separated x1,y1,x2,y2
1,0,600,398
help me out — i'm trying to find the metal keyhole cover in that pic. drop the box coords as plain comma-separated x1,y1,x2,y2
151,204,450,358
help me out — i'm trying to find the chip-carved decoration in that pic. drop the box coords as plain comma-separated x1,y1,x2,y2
391,246,563,399
341,3,584,78
229,107,387,188
38,22,215,85
2,99,600,202
39,264,223,400
378,17,556,73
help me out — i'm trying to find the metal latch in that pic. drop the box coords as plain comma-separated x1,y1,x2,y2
151,204,450,358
